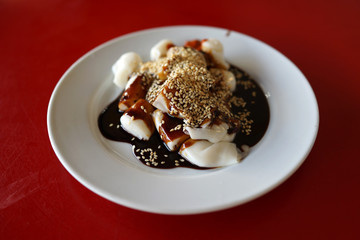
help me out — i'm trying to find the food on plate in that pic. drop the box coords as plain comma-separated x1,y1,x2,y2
179,139,241,168
120,99,155,140
152,109,190,151
98,38,270,169
112,52,142,92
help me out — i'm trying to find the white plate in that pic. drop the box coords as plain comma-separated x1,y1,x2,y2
47,26,319,214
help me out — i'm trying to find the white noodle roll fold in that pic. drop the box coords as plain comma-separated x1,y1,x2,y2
112,52,142,91
120,99,155,140
179,139,242,167
150,39,174,61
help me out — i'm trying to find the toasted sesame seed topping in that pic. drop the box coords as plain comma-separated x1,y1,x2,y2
144,46,242,128
136,147,160,166
230,96,246,108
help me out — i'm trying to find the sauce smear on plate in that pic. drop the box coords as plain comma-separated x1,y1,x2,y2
98,65,270,169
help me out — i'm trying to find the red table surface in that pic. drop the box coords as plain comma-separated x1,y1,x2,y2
1,0,359,239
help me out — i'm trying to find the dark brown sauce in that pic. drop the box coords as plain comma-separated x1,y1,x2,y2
118,75,146,109
181,138,197,149
159,113,186,142
98,65,270,169
229,66,270,147
123,99,154,131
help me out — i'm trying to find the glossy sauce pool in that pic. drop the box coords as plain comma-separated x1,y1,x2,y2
98,65,270,169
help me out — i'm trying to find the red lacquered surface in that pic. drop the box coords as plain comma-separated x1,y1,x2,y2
1,0,359,239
